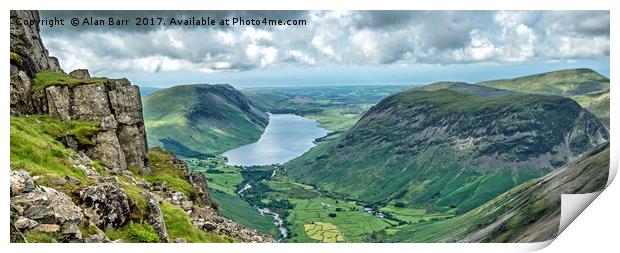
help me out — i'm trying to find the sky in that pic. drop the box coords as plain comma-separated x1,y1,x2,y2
39,10,610,88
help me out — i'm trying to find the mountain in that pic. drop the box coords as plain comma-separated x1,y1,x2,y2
286,87,608,214
477,68,609,96
476,68,610,126
143,84,268,157
370,142,609,242
413,82,517,96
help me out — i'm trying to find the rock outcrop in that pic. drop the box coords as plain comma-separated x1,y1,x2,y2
10,10,150,173
10,10,62,116
40,77,151,173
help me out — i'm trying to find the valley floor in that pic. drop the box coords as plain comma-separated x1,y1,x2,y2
186,156,460,242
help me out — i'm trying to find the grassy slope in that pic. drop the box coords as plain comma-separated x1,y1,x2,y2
143,84,268,157
373,143,609,242
477,68,609,96
286,88,607,214
10,115,100,195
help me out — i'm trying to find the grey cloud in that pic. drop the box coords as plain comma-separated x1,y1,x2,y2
36,10,609,76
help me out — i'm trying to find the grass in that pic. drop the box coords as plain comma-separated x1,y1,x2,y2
379,205,455,223
160,202,234,243
10,115,99,195
136,149,199,199
33,71,107,92
304,222,345,242
119,177,150,219
24,231,57,243
10,52,23,66
210,190,280,238
286,197,395,242
105,221,160,243
305,107,361,132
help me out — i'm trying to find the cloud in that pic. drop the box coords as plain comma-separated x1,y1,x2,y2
38,10,609,76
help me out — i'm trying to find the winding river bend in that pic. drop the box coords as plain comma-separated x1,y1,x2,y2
225,114,328,240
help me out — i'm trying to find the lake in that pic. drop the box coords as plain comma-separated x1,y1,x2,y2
222,114,329,166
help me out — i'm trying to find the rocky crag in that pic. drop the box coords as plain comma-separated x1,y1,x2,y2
10,10,273,243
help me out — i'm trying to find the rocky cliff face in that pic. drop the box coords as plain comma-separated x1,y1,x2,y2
10,10,273,243
11,10,149,174
10,10,61,115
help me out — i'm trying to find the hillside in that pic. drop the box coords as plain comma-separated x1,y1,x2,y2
370,142,609,242
286,88,608,214
477,68,609,96
143,84,268,157
571,89,610,128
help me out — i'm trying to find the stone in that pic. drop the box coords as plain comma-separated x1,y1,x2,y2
14,217,38,229
10,170,35,196
146,193,169,243
85,233,109,243
65,175,82,185
108,82,143,125
69,69,90,79
35,224,60,233
181,200,194,211
10,10,63,115
86,130,127,170
100,114,118,131
47,177,67,185
71,83,112,121
174,237,187,243
40,186,84,224
61,222,82,239
79,183,130,230
117,124,150,173
190,172,219,211
45,85,71,121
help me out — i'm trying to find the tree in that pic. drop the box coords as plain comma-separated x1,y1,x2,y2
328,213,337,218
395,202,405,208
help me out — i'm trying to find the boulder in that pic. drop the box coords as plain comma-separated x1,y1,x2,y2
79,183,130,230
69,69,91,80
146,193,169,243
10,170,35,196
14,217,38,229
86,130,127,170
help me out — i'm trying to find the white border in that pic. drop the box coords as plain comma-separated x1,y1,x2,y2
2,1,617,252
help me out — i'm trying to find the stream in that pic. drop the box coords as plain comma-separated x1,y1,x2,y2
237,175,289,240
